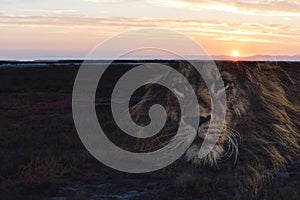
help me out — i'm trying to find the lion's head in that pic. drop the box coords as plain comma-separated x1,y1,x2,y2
130,61,300,195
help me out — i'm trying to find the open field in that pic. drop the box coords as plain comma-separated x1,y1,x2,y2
0,61,299,199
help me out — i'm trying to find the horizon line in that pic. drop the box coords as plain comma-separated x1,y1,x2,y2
1,54,300,62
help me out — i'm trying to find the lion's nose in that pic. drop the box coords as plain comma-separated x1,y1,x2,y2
200,115,211,124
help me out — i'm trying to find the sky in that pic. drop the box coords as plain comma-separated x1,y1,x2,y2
0,0,300,59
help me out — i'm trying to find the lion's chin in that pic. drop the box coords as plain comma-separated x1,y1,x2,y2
185,143,224,166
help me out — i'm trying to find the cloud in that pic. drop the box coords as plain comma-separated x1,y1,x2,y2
179,0,300,16
0,13,299,43
17,9,79,14
82,0,300,16
162,0,300,16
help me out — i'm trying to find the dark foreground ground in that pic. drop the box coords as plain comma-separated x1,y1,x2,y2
0,61,299,199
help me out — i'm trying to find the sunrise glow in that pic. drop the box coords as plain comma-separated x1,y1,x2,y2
0,0,299,60
231,50,239,58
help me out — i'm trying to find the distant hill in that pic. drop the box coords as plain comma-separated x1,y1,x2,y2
212,55,300,61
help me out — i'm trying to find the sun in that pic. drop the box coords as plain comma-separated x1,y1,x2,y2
231,50,239,58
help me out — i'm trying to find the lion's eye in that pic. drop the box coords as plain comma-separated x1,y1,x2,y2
223,81,232,89
214,80,233,94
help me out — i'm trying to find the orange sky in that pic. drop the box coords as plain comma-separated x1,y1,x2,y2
0,0,299,59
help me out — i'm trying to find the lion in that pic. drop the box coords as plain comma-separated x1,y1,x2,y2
130,61,300,198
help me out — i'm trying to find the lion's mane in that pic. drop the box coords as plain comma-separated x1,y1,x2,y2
230,62,300,193
130,62,300,197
